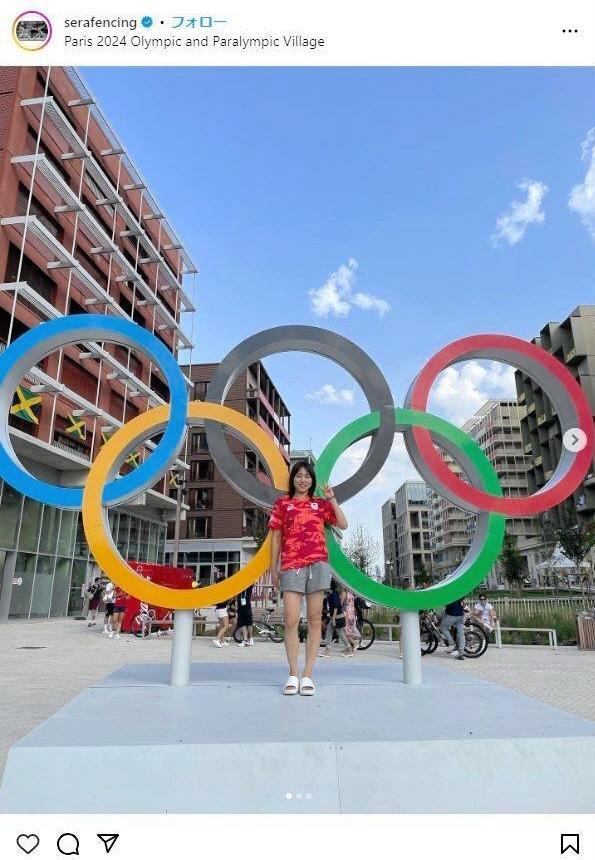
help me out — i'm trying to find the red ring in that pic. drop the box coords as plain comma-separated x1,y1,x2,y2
409,334,593,515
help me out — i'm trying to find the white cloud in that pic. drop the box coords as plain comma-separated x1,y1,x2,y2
352,292,390,318
569,127,595,241
429,360,517,427
309,258,390,318
491,180,548,246
306,384,354,405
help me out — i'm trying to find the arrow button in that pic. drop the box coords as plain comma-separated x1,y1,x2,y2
562,428,588,453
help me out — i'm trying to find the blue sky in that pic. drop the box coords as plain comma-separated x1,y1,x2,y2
83,67,595,554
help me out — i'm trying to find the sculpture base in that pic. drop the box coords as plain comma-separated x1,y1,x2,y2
1,661,594,813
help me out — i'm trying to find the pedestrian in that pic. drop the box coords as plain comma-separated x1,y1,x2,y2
322,580,354,656
86,577,103,626
439,598,467,659
212,571,230,648
473,592,497,633
268,459,348,695
236,585,254,647
343,588,362,652
109,586,128,639
102,581,115,635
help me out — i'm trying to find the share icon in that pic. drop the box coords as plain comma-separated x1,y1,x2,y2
97,834,119,854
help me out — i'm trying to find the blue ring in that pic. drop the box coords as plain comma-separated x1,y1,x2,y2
0,316,188,509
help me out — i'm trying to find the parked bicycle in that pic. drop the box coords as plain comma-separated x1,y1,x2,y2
420,610,488,658
233,606,284,644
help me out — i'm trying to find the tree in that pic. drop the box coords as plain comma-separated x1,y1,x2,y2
249,508,270,551
416,563,432,588
556,520,595,577
343,523,380,577
498,533,525,590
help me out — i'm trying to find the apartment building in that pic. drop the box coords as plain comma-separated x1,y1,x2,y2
428,449,472,579
383,481,433,585
164,361,290,583
515,305,595,530
0,67,197,620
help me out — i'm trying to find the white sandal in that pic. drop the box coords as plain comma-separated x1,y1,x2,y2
282,675,299,695
299,676,315,696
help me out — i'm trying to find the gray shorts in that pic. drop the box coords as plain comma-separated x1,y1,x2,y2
280,561,332,595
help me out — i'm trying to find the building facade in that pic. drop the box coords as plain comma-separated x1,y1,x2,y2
515,305,595,530
0,66,197,620
428,449,472,580
384,481,433,585
165,361,290,583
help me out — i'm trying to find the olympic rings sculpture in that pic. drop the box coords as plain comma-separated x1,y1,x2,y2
0,316,591,611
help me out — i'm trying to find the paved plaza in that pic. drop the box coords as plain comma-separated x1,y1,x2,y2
2,617,595,779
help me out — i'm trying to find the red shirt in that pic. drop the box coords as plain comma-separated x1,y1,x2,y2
268,496,338,571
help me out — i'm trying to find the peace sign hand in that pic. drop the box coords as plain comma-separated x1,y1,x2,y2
322,484,335,500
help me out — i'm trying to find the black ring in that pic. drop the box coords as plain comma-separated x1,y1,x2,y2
204,325,396,508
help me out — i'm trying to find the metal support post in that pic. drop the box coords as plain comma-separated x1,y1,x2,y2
400,610,422,685
170,609,193,687
169,473,192,686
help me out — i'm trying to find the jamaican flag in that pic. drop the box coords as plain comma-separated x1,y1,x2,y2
10,385,41,425
65,413,86,440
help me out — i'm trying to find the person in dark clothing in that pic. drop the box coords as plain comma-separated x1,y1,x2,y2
236,585,254,647
440,599,466,659
86,577,103,626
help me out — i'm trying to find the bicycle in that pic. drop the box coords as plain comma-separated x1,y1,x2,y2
131,603,173,639
419,610,488,658
233,606,284,644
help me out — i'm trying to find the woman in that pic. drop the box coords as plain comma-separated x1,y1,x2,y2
109,586,128,639
343,588,362,653
212,571,230,648
236,585,254,647
322,580,353,657
268,459,348,696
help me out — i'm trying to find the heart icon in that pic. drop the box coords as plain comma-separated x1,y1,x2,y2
16,834,40,854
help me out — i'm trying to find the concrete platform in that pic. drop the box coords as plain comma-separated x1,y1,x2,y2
1,661,594,813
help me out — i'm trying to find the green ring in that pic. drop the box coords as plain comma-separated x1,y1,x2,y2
316,408,506,610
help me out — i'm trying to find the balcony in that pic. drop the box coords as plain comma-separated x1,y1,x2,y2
20,95,196,312
1,215,127,320
563,344,584,365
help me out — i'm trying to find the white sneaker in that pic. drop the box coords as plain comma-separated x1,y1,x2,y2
451,650,460,658
237,641,247,647
108,631,114,639
102,628,108,635
222,640,230,646
212,639,223,648
446,646,456,653
248,638,254,646
115,634,120,640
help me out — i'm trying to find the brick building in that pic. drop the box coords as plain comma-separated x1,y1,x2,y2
0,67,197,620
165,361,290,584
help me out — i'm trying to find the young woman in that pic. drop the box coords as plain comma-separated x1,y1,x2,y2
109,586,128,639
212,571,231,648
268,460,348,696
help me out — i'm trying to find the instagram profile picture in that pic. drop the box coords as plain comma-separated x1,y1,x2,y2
13,10,52,51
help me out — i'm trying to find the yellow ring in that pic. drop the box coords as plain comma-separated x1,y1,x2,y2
82,401,288,609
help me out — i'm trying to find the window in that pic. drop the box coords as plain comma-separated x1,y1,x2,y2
186,516,211,539
190,460,214,482
119,293,133,317
6,244,55,304
188,488,213,510
150,371,169,401
68,297,88,315
191,432,208,453
26,125,70,182
75,246,108,290
194,380,209,401
16,183,63,240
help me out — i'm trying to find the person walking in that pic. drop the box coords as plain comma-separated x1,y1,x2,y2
343,588,362,652
322,580,353,656
212,571,230,648
439,598,467,659
268,459,348,695
86,577,103,626
102,581,115,635
236,585,254,647
109,586,128,639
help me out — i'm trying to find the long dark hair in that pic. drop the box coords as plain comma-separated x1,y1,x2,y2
288,459,316,498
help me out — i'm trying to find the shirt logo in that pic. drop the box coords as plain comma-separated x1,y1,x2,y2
287,504,294,511
310,502,319,510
